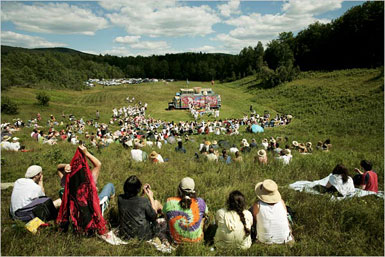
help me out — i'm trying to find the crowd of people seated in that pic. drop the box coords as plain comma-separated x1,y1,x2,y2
4,98,380,250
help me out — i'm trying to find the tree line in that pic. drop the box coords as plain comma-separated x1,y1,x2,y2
1,1,383,90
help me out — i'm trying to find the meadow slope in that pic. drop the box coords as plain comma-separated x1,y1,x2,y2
1,68,383,256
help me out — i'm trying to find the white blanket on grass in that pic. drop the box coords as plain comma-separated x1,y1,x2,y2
289,173,384,200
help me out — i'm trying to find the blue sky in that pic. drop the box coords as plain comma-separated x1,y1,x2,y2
1,0,365,56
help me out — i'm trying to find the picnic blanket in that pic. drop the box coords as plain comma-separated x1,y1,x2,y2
289,173,384,200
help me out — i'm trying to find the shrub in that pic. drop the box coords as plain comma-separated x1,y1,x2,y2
1,96,19,114
36,92,50,106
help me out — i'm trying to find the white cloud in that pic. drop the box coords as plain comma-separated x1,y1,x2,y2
282,0,343,17
102,47,133,57
215,0,341,53
1,31,67,48
114,36,141,44
218,0,241,17
188,45,230,54
130,41,169,50
1,2,108,35
103,0,220,37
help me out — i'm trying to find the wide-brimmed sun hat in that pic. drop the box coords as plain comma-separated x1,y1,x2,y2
262,138,268,143
255,179,281,204
306,142,312,147
298,143,306,149
292,141,299,147
205,141,211,146
212,140,217,145
284,149,291,155
258,149,266,157
149,151,158,159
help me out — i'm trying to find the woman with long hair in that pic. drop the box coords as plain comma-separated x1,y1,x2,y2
214,190,253,249
325,164,355,196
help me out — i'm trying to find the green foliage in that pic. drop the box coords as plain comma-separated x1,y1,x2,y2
36,91,50,106
1,96,19,114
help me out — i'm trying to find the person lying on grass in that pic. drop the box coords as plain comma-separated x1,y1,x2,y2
118,175,167,242
214,190,253,250
251,179,294,245
163,177,209,244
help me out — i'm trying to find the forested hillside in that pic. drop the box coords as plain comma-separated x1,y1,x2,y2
1,1,383,90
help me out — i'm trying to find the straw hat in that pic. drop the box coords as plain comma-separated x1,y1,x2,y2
258,149,266,157
284,149,291,155
306,142,312,147
149,151,158,159
262,138,268,143
298,143,306,150
2,136,10,141
270,138,276,144
12,137,19,141
205,141,211,146
255,179,281,204
212,140,217,145
292,141,299,147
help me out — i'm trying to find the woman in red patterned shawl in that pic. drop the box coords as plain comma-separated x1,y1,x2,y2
56,145,107,236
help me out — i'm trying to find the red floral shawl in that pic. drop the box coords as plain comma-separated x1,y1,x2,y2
56,149,107,235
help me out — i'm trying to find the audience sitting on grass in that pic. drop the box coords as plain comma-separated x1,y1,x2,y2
10,165,62,222
175,140,186,153
214,190,253,249
233,151,243,163
219,149,232,164
353,160,378,193
251,179,294,245
57,145,115,217
131,143,148,162
149,151,165,163
275,149,292,165
56,146,123,244
118,175,165,241
255,149,268,165
324,164,355,196
163,177,208,244
206,147,219,162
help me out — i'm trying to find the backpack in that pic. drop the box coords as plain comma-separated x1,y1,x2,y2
14,196,58,223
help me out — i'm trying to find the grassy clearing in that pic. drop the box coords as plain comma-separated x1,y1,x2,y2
1,68,383,256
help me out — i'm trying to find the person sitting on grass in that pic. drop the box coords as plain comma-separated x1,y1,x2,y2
233,151,243,163
163,177,208,244
56,145,114,237
149,151,164,163
255,149,268,165
10,165,62,222
353,160,378,193
118,175,165,241
219,149,232,164
214,190,253,249
275,149,292,165
251,179,294,245
206,147,218,162
131,142,148,162
175,140,186,153
314,164,355,197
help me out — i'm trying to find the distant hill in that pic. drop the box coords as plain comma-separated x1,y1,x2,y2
1,45,93,56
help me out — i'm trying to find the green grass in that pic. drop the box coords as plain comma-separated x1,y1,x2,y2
1,68,384,255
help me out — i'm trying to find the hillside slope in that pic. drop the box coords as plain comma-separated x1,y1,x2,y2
1,68,383,256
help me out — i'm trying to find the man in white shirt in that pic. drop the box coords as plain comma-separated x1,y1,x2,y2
10,165,61,222
131,143,147,162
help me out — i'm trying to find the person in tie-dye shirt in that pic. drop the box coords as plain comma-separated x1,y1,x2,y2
163,177,208,244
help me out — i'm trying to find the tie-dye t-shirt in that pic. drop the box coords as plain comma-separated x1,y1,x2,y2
163,197,208,243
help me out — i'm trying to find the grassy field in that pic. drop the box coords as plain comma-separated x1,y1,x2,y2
1,68,384,256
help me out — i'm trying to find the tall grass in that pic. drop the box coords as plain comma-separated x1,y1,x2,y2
1,68,383,255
